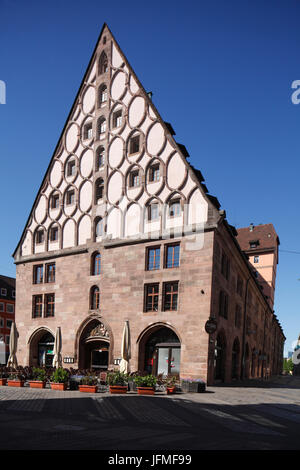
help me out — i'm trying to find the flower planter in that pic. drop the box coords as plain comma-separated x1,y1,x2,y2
181,380,206,393
29,381,46,389
7,380,24,388
0,378,7,386
166,386,176,395
137,386,155,396
109,385,127,394
79,385,98,393
50,382,67,391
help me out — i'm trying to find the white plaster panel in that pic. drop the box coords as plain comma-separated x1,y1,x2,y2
139,116,152,136
112,44,123,68
159,140,175,163
127,186,142,200
188,189,208,224
48,241,59,252
149,105,157,119
124,204,141,237
79,180,92,212
108,137,124,168
87,61,96,83
35,195,47,224
167,152,186,189
21,231,32,256
128,96,145,128
107,172,123,204
82,86,95,115
181,175,197,198
65,123,79,153
80,149,93,177
146,180,161,195
121,90,131,107
111,71,126,101
74,110,86,127
146,122,165,155
78,215,91,245
107,207,122,239
35,243,45,254
50,161,62,188
129,75,139,94
62,219,75,248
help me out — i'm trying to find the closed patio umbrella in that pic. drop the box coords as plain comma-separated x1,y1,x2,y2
7,322,18,368
120,320,131,374
52,327,62,368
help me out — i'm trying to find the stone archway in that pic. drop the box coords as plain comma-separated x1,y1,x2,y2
137,323,181,377
77,317,112,371
28,327,55,367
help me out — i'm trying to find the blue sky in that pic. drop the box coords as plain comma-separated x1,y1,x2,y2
0,0,299,355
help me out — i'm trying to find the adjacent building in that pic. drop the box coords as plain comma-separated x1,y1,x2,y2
0,275,16,364
12,24,285,384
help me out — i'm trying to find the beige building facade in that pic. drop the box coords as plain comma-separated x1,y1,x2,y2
13,24,284,384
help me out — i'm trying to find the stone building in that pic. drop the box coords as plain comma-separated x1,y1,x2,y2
13,24,285,384
0,275,16,364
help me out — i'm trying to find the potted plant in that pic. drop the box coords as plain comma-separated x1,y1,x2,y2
107,371,128,394
0,370,7,386
29,367,47,389
50,368,69,391
165,375,178,395
133,374,157,395
181,377,206,393
79,374,98,393
7,373,25,388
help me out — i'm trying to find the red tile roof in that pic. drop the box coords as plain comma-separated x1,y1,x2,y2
236,223,279,252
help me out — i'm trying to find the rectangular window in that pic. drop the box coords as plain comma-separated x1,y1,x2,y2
163,281,179,311
113,109,122,128
6,320,12,329
51,194,60,209
144,284,159,312
0,303,4,312
221,252,230,280
149,164,160,182
1,288,7,296
6,304,14,314
148,204,159,221
12,290,15,299
254,255,259,263
168,200,181,217
146,247,160,271
5,335,9,346
129,135,140,155
33,264,44,284
235,304,242,328
165,244,180,268
66,190,75,205
32,295,43,318
219,290,228,319
0,318,3,328
45,293,55,317
237,276,243,297
36,230,44,244
67,160,76,177
46,263,56,283
129,170,140,188
50,227,58,242
84,123,93,140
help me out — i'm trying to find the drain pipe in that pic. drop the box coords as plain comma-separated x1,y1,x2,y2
241,277,251,380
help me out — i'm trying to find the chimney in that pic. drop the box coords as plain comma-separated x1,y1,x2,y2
249,223,254,232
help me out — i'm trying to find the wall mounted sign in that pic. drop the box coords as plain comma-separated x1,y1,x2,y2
205,319,217,334
63,357,74,364
114,358,121,365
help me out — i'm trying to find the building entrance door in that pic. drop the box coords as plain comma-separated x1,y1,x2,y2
143,327,181,377
91,347,109,370
37,333,54,367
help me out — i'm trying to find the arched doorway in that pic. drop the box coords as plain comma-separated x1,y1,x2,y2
231,338,240,380
215,331,226,382
139,325,181,376
29,329,55,367
78,319,111,370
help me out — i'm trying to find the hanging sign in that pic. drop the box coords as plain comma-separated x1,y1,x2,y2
205,318,217,334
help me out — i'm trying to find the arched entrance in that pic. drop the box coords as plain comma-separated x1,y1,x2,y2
231,338,240,380
78,319,111,370
29,328,55,367
215,331,226,382
139,325,181,376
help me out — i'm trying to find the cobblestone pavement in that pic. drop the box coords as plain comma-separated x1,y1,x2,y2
0,376,299,451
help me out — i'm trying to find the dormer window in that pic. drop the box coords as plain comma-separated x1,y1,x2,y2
129,170,140,188
112,109,122,128
51,194,59,209
129,135,140,155
168,199,181,217
50,227,58,242
36,230,44,244
249,240,259,249
149,164,160,182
